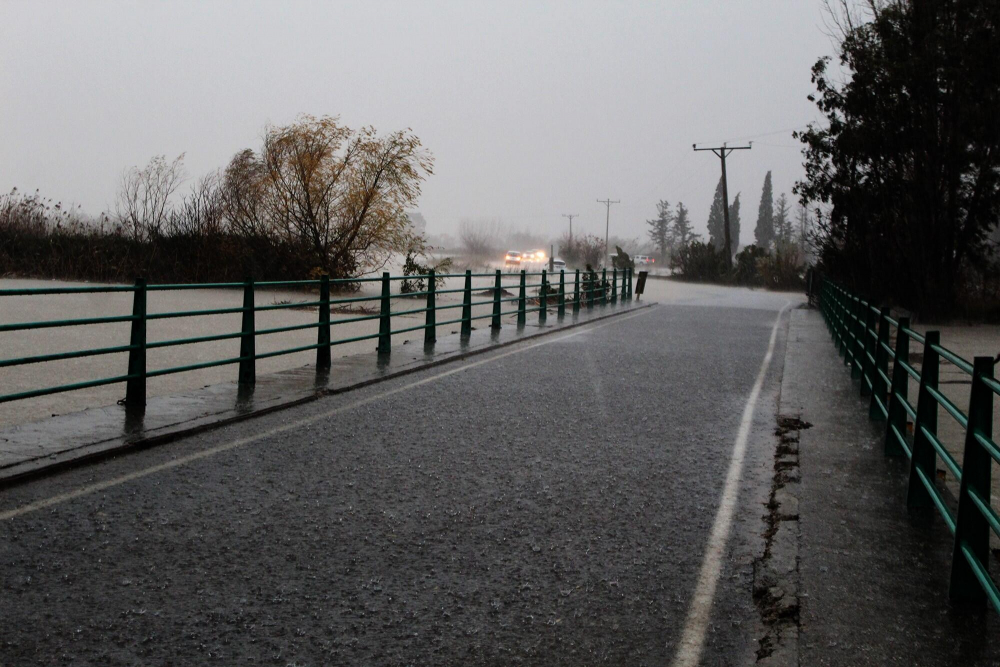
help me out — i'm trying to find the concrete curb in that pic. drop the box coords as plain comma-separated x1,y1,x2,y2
0,302,653,488
754,415,807,666
754,309,807,666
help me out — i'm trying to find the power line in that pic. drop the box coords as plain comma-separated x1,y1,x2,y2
632,126,810,213
710,124,814,145
596,198,620,265
631,150,695,204
693,142,752,267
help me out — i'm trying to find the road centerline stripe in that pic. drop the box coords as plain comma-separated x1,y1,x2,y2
0,308,652,522
669,302,790,667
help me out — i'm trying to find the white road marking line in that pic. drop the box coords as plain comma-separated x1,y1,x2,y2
669,302,790,667
0,309,652,522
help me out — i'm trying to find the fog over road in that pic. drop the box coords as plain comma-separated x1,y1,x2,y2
0,284,800,665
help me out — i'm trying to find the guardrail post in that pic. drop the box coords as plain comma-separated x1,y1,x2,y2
517,270,527,327
317,275,331,371
847,292,859,363
238,277,256,386
869,306,891,420
829,284,838,335
424,270,436,345
836,286,846,345
612,268,618,303
558,270,566,320
884,317,910,456
819,280,827,321
601,268,607,305
822,282,830,330
124,277,147,408
491,270,502,330
907,331,940,508
825,282,835,335
852,298,863,372
377,272,391,354
851,298,865,376
539,270,548,324
841,290,852,360
461,270,472,336
834,287,846,356
628,267,634,300
588,271,596,309
840,289,851,358
949,356,995,606
573,269,581,315
859,301,875,388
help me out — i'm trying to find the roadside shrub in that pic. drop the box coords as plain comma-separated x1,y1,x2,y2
733,244,768,286
399,250,453,294
560,234,605,269
758,244,805,289
671,241,725,281
611,245,635,271
953,257,1000,322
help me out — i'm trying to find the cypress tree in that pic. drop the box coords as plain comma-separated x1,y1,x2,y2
796,204,810,250
774,193,791,245
728,192,742,252
671,201,697,247
706,176,726,251
646,199,672,260
754,171,774,250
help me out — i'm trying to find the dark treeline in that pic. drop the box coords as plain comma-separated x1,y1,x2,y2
0,115,432,286
796,0,1000,319
646,174,811,290
0,188,317,284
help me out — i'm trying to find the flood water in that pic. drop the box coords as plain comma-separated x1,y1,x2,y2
0,273,521,427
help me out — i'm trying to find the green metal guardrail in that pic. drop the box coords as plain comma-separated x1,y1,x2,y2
0,267,633,409
816,278,1000,613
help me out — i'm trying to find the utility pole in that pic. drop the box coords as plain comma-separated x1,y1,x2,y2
693,142,751,268
561,213,578,246
596,198,620,266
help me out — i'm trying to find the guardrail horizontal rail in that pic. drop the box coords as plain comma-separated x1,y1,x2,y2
0,267,635,409
814,277,1000,614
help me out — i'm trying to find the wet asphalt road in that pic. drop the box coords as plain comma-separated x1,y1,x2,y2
0,293,792,666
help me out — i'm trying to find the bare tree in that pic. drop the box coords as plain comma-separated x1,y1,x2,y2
167,172,224,236
458,218,506,260
115,154,186,241
258,115,433,275
220,149,270,239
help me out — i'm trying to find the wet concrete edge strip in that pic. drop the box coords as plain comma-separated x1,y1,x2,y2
0,302,654,488
754,306,805,666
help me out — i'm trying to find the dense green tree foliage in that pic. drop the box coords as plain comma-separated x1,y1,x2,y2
795,0,1000,316
646,199,673,260
755,171,774,250
706,176,726,252
671,202,698,247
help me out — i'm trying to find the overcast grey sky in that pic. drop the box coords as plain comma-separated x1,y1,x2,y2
1,1,832,245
